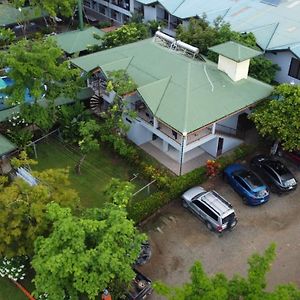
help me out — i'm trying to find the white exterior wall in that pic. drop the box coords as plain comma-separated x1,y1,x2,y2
222,135,243,153
126,119,153,145
201,137,218,157
265,50,300,84
143,5,157,21
218,55,250,81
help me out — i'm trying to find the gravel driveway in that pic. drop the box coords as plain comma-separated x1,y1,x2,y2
138,158,300,299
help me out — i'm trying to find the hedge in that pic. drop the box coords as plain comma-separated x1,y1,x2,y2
127,144,255,224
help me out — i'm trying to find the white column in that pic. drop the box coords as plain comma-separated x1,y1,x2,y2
162,140,169,152
212,123,216,135
179,132,187,175
153,117,158,129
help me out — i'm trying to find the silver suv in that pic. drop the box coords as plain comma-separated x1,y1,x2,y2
182,186,237,233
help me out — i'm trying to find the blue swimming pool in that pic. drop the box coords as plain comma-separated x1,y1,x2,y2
0,76,33,110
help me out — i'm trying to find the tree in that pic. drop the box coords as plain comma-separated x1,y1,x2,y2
0,153,80,257
104,178,135,208
57,101,90,144
250,84,300,150
76,119,101,174
0,28,16,49
154,244,300,300
32,201,146,299
9,0,77,18
100,23,149,49
0,38,81,106
176,17,279,84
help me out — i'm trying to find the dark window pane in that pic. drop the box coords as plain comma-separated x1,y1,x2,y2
288,58,300,79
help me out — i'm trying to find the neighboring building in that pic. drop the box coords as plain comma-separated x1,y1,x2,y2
53,26,105,55
83,0,135,24
71,36,272,174
134,0,300,84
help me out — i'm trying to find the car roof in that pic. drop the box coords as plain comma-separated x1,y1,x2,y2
200,191,234,217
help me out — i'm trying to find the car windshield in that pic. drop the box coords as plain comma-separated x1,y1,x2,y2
267,160,289,176
238,170,262,189
222,212,235,225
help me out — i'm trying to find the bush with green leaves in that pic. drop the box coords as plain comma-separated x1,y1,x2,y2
0,256,28,281
101,23,149,49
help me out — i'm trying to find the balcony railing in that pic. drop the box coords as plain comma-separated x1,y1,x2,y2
186,127,212,145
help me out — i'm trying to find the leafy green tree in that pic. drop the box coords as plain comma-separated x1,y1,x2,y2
100,23,149,49
155,244,300,300
9,0,77,18
0,28,16,48
250,84,300,150
176,17,279,83
0,38,81,105
0,154,80,257
76,119,101,174
32,201,146,299
104,178,135,208
106,69,138,96
57,102,89,144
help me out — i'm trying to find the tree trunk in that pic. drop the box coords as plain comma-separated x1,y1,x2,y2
76,154,86,175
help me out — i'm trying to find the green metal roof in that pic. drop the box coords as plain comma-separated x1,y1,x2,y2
137,0,300,56
0,4,44,26
0,134,16,157
0,87,93,122
209,41,262,62
71,39,273,133
53,27,104,54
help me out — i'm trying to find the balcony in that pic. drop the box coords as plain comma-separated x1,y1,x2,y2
135,100,214,146
111,0,130,11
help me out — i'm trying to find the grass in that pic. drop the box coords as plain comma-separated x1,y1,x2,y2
0,278,26,300
32,137,148,207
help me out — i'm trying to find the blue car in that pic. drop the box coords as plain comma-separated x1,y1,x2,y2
224,164,270,205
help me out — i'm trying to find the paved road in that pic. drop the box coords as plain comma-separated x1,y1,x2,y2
138,158,300,299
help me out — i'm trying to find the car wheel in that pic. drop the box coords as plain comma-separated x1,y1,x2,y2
223,172,228,183
182,199,188,208
206,221,213,231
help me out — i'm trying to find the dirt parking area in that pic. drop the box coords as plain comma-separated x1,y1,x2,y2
139,159,300,299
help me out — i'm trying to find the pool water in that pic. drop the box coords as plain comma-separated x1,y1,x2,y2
0,76,33,110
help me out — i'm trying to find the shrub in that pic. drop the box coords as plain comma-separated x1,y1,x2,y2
128,166,207,223
97,21,111,29
127,144,253,224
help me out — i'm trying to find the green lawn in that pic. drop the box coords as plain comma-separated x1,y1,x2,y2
32,137,146,207
0,278,26,300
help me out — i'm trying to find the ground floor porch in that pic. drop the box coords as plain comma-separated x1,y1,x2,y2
140,139,214,175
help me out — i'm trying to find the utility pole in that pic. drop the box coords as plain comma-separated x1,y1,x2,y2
78,0,84,31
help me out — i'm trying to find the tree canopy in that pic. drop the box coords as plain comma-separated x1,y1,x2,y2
0,153,80,257
176,17,279,83
250,84,300,150
0,38,81,105
155,244,300,300
9,0,77,18
32,201,146,299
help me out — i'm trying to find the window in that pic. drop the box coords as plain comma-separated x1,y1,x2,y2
288,57,300,79
234,176,250,191
193,201,218,221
